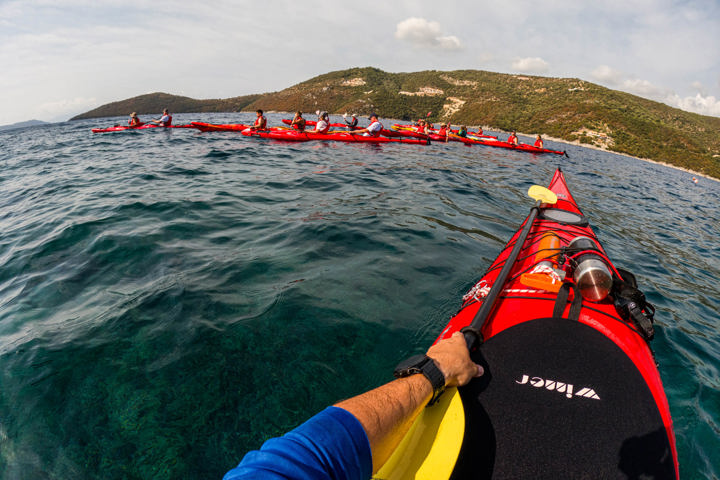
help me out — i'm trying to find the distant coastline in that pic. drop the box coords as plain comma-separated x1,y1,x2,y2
68,67,720,180
0,119,50,131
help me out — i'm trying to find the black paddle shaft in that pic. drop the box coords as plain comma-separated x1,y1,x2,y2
463,202,542,350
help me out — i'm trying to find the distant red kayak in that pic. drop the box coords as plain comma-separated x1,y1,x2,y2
465,134,567,155
281,119,348,129
91,124,196,133
450,129,497,139
242,129,429,145
190,122,252,132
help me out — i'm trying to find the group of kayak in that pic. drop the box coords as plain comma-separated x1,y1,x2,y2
91,108,568,156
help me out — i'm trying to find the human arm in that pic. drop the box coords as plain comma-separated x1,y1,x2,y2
224,332,481,479
335,331,483,473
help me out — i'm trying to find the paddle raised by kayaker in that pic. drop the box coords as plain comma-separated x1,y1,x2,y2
343,112,359,130
223,332,484,479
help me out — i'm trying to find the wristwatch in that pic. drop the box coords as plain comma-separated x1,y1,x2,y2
393,354,446,405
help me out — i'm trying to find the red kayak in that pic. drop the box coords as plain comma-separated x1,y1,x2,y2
378,168,678,479
242,129,429,145
462,134,567,155
451,128,497,139
390,124,431,139
281,119,347,128
190,122,252,132
91,124,197,133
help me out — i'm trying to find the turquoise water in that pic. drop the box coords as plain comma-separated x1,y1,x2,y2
0,113,718,479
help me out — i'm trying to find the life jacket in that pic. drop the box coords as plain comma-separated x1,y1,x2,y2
316,119,330,134
255,115,267,129
534,139,543,148
368,121,384,137
129,118,141,126
293,118,306,131
161,115,172,126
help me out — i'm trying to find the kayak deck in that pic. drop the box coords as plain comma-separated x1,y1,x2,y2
377,168,677,479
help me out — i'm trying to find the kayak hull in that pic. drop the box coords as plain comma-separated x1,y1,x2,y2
242,129,429,145
465,134,566,155
190,122,251,132
91,124,197,133
378,168,678,479
281,118,347,128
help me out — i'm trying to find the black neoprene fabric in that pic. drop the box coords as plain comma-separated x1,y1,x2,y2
451,317,675,479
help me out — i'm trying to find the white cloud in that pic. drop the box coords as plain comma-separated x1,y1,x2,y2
589,65,720,117
511,57,549,73
621,78,668,98
395,17,462,51
591,65,623,85
665,93,720,117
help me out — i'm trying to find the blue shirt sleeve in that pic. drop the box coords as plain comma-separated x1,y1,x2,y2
223,406,372,480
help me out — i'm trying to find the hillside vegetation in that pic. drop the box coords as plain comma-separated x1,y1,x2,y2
73,67,720,178
71,92,262,120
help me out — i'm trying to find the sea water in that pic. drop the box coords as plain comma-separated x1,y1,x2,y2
0,113,718,479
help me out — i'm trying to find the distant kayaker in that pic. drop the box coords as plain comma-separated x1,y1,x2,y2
415,119,427,134
475,126,484,136
343,113,359,130
290,111,306,132
534,134,544,148
307,111,331,134
249,110,267,130
437,123,450,142
457,125,468,138
223,331,484,479
151,109,172,126
129,112,143,127
348,113,384,137
507,131,519,145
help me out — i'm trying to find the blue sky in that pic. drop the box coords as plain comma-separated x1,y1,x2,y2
1,0,719,125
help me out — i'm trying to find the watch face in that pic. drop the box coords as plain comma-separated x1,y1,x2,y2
394,354,428,375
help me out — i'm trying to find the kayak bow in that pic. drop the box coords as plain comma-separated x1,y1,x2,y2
377,168,678,479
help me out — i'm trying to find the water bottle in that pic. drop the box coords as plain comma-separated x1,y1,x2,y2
567,236,613,302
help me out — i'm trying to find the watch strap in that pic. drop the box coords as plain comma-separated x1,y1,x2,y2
421,357,446,406
394,354,446,406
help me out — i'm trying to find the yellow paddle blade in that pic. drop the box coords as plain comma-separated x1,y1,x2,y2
374,389,465,480
528,185,557,205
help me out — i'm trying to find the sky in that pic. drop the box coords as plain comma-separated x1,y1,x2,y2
1,0,719,126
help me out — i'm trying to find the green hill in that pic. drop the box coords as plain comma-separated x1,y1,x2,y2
72,67,720,179
71,92,262,120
